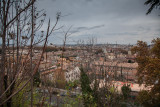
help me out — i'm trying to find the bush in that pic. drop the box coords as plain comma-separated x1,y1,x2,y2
56,79,66,89
66,80,80,89
34,71,41,87
136,90,160,107
121,84,131,100
45,46,58,52
12,82,41,107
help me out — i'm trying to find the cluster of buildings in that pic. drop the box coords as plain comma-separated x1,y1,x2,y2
35,44,138,86
1,43,149,94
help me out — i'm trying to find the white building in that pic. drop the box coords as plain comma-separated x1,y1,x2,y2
65,67,81,82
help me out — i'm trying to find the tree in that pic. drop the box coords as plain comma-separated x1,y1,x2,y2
131,38,160,106
0,0,36,106
144,0,160,14
80,67,94,106
95,49,103,55
0,0,60,106
136,90,152,107
121,84,131,100
33,71,41,87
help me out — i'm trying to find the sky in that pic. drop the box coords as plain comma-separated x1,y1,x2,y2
37,0,160,45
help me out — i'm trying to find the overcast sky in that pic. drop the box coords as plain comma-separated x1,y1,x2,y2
37,0,160,45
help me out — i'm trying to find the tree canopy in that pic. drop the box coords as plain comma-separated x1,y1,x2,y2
131,38,160,106
145,0,160,14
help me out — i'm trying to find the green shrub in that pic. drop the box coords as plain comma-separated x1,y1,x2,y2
121,84,131,100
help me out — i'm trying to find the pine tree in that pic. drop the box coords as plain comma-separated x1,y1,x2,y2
80,67,93,107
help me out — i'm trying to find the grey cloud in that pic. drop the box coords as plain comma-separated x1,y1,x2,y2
37,0,160,44
75,24,105,31
65,24,105,34
156,28,160,32
89,24,105,30
137,26,151,32
76,27,88,30
53,24,105,35
70,30,79,33
105,32,138,36
86,0,93,2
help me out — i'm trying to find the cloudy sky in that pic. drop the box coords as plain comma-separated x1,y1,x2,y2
37,0,160,44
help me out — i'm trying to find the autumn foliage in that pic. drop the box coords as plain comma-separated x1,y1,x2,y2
131,38,160,106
